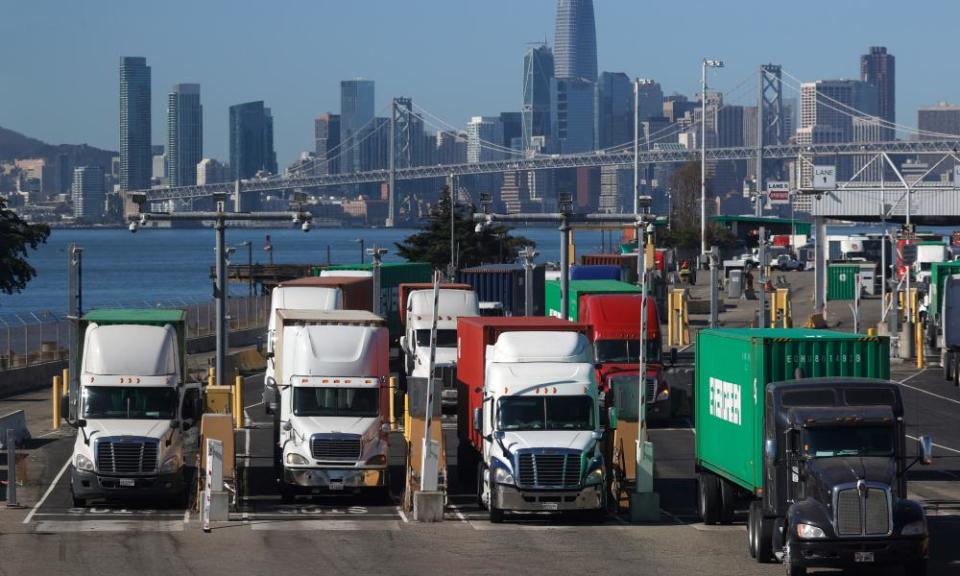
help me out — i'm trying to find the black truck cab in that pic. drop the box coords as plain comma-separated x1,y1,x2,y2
758,378,931,576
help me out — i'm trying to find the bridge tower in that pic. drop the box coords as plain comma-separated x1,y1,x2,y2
388,97,415,227
756,64,785,215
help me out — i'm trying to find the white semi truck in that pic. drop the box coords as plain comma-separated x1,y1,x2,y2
264,310,391,501
400,288,478,407
68,309,202,507
467,331,606,523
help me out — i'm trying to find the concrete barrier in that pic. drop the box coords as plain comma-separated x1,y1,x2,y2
0,411,30,449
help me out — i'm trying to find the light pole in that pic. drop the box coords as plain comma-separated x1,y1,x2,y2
354,238,365,263
701,59,724,265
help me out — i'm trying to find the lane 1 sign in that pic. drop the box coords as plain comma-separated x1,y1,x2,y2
767,181,790,205
813,166,836,190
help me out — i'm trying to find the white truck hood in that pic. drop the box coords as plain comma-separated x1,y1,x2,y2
500,430,595,453
84,418,173,441
417,346,457,366
291,415,378,437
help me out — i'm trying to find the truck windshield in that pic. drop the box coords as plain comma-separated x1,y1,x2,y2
82,386,177,420
415,329,457,347
803,426,895,458
498,396,594,431
595,339,660,363
293,387,379,417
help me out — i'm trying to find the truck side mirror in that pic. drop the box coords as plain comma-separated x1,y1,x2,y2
60,395,70,423
607,407,618,430
399,336,408,354
764,438,777,464
263,379,279,414
282,420,292,432
77,419,87,429
919,435,933,465
472,407,481,432
669,347,678,366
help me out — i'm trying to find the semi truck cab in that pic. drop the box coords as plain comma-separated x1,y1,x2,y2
400,288,479,407
69,312,201,507
474,331,606,523
264,310,390,501
771,381,931,575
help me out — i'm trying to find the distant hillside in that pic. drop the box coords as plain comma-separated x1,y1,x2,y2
0,126,116,169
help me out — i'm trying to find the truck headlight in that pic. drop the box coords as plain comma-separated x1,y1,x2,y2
584,457,604,485
159,455,180,473
286,453,308,466
75,453,95,472
901,520,926,536
492,460,514,485
796,523,826,539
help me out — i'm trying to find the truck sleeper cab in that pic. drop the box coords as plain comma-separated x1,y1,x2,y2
69,315,201,507
475,331,606,523
265,310,390,502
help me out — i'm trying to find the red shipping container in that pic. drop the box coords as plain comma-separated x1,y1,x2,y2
278,276,374,312
397,283,472,326
456,316,591,452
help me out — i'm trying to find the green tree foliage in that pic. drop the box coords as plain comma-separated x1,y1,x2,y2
658,161,736,249
0,196,50,295
395,188,534,270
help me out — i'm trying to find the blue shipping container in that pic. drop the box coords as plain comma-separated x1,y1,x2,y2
458,264,545,316
570,265,622,281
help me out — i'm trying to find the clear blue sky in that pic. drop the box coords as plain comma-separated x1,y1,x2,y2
1,0,955,168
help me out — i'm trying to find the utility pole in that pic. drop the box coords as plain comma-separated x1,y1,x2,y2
387,100,396,228
633,78,640,215
367,246,388,316
757,226,768,327
67,244,83,422
701,59,724,264
448,174,455,280
520,246,539,316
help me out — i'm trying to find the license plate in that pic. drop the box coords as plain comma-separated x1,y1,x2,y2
854,552,874,563
119,478,135,487
328,480,344,491
541,502,559,511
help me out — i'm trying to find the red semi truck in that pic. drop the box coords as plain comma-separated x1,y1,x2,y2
578,294,674,418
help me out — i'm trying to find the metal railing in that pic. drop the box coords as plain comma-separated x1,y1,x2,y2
0,295,270,372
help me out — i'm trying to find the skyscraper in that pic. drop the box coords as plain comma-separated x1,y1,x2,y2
553,78,596,153
499,112,523,151
314,114,341,175
522,44,554,150
72,166,105,221
860,46,895,141
119,57,151,192
229,101,276,180
554,0,597,82
466,116,504,163
595,72,632,149
340,79,375,174
636,79,664,125
166,84,202,187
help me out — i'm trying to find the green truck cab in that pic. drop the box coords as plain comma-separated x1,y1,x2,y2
695,329,932,575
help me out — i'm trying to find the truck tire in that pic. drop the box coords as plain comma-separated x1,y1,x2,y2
488,485,504,524
719,478,736,524
279,482,296,504
783,541,806,576
697,472,721,525
747,501,758,558
476,462,487,510
72,495,86,508
905,559,927,576
755,512,775,563
944,350,953,381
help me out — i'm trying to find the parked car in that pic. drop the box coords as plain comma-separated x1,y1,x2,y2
773,254,802,271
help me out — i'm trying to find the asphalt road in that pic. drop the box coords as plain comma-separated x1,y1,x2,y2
2,362,958,576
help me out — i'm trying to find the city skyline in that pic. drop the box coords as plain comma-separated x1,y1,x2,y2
1,1,957,169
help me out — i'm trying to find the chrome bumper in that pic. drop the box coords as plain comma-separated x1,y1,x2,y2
284,466,387,488
494,484,602,512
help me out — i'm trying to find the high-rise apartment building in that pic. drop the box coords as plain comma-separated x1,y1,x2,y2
499,112,523,151
314,114,341,176
852,116,884,180
340,80,375,174
436,131,467,165
522,44,554,150
467,116,504,163
918,103,960,137
554,0,597,82
166,83,202,187
229,101,276,180
119,57,151,192
553,78,596,153
595,72,632,149
860,46,895,141
72,166,105,221
636,79,664,125
800,80,878,179
196,158,228,185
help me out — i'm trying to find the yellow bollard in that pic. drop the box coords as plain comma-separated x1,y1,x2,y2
208,366,215,387
234,375,244,429
867,327,876,337
52,376,61,430
403,394,410,442
916,321,925,369
62,368,69,388
389,376,397,431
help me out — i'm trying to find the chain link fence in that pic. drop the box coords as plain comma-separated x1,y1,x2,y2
0,295,270,372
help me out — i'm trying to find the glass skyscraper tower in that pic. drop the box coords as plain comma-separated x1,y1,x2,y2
554,0,597,82
166,83,202,187
119,57,151,192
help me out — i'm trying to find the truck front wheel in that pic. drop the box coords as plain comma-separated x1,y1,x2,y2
783,541,806,576
697,472,721,525
488,485,504,524
904,559,927,576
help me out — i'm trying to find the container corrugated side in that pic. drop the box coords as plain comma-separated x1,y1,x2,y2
930,261,960,318
570,265,622,281
695,328,890,493
827,264,860,301
545,279,640,321
323,262,432,335
458,264,545,316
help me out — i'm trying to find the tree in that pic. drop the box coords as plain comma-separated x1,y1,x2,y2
0,196,50,295
395,188,534,270
659,161,734,249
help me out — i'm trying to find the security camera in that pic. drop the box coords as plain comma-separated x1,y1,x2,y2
128,220,139,234
301,220,312,233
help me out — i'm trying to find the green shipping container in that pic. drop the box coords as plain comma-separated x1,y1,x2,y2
826,264,860,301
695,328,890,493
316,262,432,336
929,261,960,319
544,279,639,321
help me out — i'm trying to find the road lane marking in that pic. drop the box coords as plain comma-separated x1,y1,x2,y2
23,458,71,525
250,520,400,531
396,506,409,523
183,508,191,523
447,503,468,523
898,382,960,407
244,401,263,410
35,520,185,532
897,369,928,385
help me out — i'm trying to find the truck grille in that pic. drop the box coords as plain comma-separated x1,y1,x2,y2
835,485,890,536
645,378,657,403
310,434,361,462
516,451,581,489
96,439,158,474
